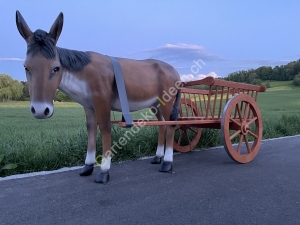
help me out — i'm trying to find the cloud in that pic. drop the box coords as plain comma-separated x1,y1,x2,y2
130,43,227,63
180,72,218,82
0,58,24,62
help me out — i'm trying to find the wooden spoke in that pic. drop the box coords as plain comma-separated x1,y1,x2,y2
177,130,183,144
185,130,191,144
248,130,258,139
230,130,241,140
237,135,244,154
240,102,244,119
244,135,251,153
243,103,250,120
236,104,243,122
188,127,198,134
229,117,241,127
246,117,257,126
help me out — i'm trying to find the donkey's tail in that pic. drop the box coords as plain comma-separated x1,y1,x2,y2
170,89,181,121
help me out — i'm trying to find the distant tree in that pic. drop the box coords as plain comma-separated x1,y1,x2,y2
0,74,23,102
272,66,282,80
18,81,30,101
293,74,300,86
284,62,297,81
256,66,272,80
249,72,257,84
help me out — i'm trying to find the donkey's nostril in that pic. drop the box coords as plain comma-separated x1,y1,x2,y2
31,107,36,114
44,107,50,116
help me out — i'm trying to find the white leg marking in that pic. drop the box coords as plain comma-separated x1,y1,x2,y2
85,150,96,165
163,147,173,162
101,156,111,172
156,145,164,157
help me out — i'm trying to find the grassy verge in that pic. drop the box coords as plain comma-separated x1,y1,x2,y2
0,102,161,176
1,82,300,177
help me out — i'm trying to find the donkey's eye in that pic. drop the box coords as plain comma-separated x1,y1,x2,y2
24,66,32,77
51,67,60,73
50,66,60,80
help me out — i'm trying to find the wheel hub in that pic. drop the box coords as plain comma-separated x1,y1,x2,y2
241,121,250,135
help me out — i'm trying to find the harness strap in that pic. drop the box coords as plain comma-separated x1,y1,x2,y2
109,56,134,128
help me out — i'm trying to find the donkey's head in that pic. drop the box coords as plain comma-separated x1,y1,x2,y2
16,11,64,119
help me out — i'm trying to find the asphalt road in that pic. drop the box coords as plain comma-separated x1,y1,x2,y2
1,136,300,225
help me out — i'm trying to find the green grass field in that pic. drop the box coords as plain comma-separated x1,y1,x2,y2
1,80,300,177
258,81,300,139
260,80,300,116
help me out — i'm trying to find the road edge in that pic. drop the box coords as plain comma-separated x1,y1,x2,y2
1,134,299,181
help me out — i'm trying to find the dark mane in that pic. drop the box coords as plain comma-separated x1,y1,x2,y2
57,47,91,72
27,29,91,72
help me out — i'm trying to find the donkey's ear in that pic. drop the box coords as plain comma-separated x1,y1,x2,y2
16,10,33,42
49,12,63,45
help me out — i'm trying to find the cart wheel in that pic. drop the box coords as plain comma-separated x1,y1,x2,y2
174,98,202,153
221,94,263,163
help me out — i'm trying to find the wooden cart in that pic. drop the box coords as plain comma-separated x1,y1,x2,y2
116,77,266,164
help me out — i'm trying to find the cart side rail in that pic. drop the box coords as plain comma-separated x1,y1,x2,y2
183,77,266,93
179,77,266,120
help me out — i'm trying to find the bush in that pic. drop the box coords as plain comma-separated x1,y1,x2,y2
252,79,262,85
265,81,271,88
55,90,73,102
293,74,300,86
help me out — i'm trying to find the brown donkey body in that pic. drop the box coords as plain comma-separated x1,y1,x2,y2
16,11,181,183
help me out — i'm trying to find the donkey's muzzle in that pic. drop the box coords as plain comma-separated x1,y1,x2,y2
30,102,54,119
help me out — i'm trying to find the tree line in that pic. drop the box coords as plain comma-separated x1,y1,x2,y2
224,59,300,85
0,73,72,102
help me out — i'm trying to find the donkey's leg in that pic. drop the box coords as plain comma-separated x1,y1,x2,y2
151,108,166,164
151,125,166,164
80,108,97,176
158,101,177,172
160,125,175,172
94,119,112,184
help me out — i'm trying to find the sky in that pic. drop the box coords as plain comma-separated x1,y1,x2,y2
1,0,300,82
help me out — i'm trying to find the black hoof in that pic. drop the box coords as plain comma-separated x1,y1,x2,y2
79,164,94,176
151,155,162,164
94,171,110,184
159,161,172,173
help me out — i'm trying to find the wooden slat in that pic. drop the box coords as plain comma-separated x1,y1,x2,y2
206,85,212,119
199,93,204,116
212,85,219,119
218,86,224,119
